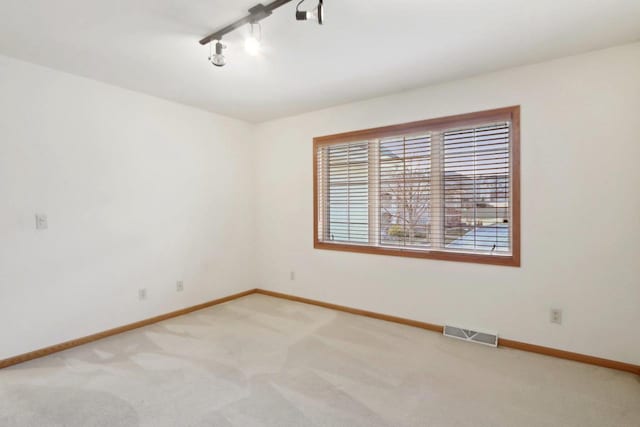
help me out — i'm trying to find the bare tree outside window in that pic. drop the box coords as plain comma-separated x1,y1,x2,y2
379,135,431,248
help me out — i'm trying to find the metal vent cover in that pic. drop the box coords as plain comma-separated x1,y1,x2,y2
443,325,498,347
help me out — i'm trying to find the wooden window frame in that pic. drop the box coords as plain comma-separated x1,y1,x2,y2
313,106,521,267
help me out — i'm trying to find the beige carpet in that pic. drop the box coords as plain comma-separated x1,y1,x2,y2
1,294,638,427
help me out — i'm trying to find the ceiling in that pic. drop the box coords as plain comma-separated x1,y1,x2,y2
1,0,639,122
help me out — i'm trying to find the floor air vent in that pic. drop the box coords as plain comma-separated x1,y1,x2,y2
443,325,498,347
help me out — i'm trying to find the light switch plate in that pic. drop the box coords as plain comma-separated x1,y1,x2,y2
35,214,48,230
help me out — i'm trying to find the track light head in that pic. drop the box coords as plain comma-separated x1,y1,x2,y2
209,41,226,67
244,37,260,56
296,0,324,25
244,23,262,56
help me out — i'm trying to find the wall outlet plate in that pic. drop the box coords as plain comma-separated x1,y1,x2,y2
139,288,147,300
176,281,184,292
550,308,562,324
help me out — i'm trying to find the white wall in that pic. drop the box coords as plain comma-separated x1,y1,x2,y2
254,43,640,365
0,56,255,360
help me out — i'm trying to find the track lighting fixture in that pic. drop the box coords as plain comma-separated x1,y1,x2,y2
208,40,226,67
199,0,326,68
296,0,324,25
244,23,262,56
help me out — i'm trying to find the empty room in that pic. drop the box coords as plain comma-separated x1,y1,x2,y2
1,1,639,426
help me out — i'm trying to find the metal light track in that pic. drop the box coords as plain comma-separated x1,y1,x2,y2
199,0,294,45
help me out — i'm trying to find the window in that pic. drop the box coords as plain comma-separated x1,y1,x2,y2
313,106,520,266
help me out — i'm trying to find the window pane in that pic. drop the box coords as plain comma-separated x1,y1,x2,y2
379,135,432,248
443,123,511,253
326,142,369,244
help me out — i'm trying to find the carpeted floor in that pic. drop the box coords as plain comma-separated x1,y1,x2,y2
1,294,638,427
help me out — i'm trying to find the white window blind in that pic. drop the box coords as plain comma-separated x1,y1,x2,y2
315,108,518,264
323,142,369,243
443,123,511,253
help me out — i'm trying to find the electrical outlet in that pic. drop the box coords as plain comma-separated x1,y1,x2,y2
139,288,147,300
290,271,295,281
176,281,184,292
35,214,48,230
550,308,562,324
